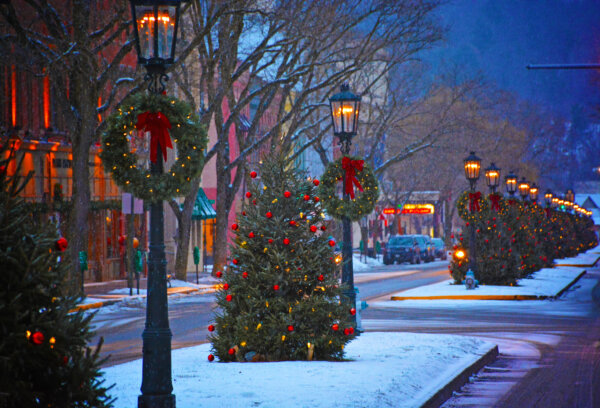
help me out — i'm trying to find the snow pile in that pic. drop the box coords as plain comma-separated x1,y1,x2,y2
101,332,494,408
352,254,383,271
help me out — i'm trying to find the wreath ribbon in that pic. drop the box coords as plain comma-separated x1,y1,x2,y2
545,208,552,219
489,193,501,211
341,156,364,199
469,191,481,213
136,111,173,163
507,199,517,207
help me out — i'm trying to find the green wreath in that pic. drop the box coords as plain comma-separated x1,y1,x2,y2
318,156,378,221
456,190,489,223
101,93,207,202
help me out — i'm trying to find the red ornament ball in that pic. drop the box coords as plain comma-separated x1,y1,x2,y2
289,220,296,226
273,284,280,291
232,259,239,265
313,179,320,186
242,271,248,279
314,196,320,202
208,324,215,332
328,240,335,247
350,308,356,316
344,328,350,335
56,237,68,252
216,270,223,278
245,192,252,198
228,348,235,355
268,239,274,244
284,191,291,198
252,200,257,205
310,225,317,233
349,327,355,334
287,325,294,332
225,294,233,302
223,283,230,290
249,232,255,238
250,171,257,178
242,211,246,216
266,211,273,218
32,331,44,345
283,238,290,245
317,274,324,281
304,194,310,201
118,235,126,246
231,223,239,230
332,323,339,331
320,225,327,231
208,354,215,362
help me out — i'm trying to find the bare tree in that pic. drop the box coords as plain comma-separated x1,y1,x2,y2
168,0,444,275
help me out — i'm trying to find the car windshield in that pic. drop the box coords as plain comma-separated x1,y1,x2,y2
432,238,444,248
389,237,413,246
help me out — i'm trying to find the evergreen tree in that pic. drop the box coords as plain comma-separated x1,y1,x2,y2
0,146,113,407
209,154,356,362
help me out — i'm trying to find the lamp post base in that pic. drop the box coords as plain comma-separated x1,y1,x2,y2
138,394,175,408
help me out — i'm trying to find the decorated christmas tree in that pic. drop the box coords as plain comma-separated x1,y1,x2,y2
209,154,356,362
0,147,113,407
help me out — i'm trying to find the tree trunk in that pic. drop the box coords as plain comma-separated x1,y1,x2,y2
359,224,368,260
172,181,200,280
213,172,231,275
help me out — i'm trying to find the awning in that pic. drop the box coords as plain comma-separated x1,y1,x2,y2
186,188,216,220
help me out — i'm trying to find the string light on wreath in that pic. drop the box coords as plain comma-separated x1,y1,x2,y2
318,156,378,221
101,93,207,202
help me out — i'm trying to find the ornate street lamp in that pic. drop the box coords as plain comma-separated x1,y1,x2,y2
329,84,361,324
529,183,539,203
463,152,481,191
130,1,185,407
463,151,481,285
552,196,559,208
484,162,501,193
544,189,553,208
518,178,530,201
565,188,575,203
131,0,184,93
505,171,518,196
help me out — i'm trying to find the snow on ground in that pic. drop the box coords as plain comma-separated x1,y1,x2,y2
352,253,384,271
102,332,494,408
391,265,585,299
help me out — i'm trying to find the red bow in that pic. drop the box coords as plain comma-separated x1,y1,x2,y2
545,208,552,219
489,193,501,211
341,156,364,199
469,191,481,213
507,199,517,207
136,111,173,163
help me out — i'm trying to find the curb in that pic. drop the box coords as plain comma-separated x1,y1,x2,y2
555,254,600,268
421,345,499,408
71,285,219,313
391,269,587,301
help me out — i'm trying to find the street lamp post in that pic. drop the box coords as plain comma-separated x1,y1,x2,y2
505,171,518,197
565,189,575,213
463,151,481,279
518,178,530,201
544,190,553,208
329,84,361,323
130,1,184,407
529,183,539,204
485,162,501,193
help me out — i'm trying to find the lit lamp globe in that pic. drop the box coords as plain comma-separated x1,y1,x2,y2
463,151,481,191
484,162,501,193
529,183,539,203
544,190,553,208
518,178,530,201
130,0,183,69
505,171,518,196
329,84,361,154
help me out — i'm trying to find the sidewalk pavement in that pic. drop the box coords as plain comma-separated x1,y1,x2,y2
74,272,220,312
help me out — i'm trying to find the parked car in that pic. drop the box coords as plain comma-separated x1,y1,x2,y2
383,235,433,265
431,237,447,260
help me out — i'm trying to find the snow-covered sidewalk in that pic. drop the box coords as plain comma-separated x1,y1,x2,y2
390,247,599,301
101,332,496,408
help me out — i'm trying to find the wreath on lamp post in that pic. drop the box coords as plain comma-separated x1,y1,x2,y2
101,93,207,202
318,156,379,221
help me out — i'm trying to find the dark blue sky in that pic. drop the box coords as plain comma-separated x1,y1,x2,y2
427,0,600,117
